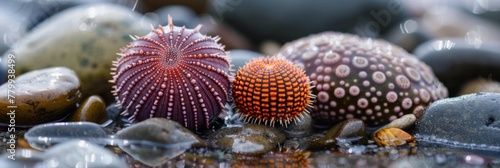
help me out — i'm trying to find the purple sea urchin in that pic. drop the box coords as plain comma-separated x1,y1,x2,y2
110,16,231,132
232,57,314,127
277,32,448,127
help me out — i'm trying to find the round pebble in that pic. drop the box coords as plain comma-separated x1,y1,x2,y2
0,3,152,103
0,67,81,126
67,95,107,124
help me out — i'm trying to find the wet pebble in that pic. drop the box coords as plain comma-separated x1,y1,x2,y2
373,127,414,147
376,114,417,132
116,118,205,166
308,119,366,150
1,3,152,103
208,124,285,154
67,95,107,123
0,67,81,127
415,93,500,155
41,140,127,168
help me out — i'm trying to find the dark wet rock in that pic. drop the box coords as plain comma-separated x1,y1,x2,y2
414,39,500,97
67,95,107,123
24,122,108,150
228,49,263,71
280,114,313,138
459,78,500,95
0,149,44,168
415,93,500,156
1,3,152,103
43,140,127,168
308,119,366,150
116,118,205,166
154,5,199,28
208,0,409,44
0,67,81,127
208,124,286,154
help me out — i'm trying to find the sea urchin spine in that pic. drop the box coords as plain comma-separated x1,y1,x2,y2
110,16,231,132
232,57,314,127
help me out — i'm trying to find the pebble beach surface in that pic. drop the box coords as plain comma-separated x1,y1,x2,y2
1,1,500,167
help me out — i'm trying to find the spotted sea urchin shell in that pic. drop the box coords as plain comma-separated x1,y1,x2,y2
277,32,448,127
232,57,314,127
110,16,231,132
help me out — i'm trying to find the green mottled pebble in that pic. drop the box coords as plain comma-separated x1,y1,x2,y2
0,67,81,126
1,3,152,103
67,95,107,123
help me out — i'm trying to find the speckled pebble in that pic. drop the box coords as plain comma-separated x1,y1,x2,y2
415,92,500,155
308,119,366,150
67,95,107,123
208,124,286,154
1,3,152,103
0,67,81,126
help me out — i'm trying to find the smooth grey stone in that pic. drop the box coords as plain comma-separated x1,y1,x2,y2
1,3,152,103
415,93,500,156
414,39,500,96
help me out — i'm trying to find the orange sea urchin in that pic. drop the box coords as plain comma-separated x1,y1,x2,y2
110,16,231,132
232,57,314,127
